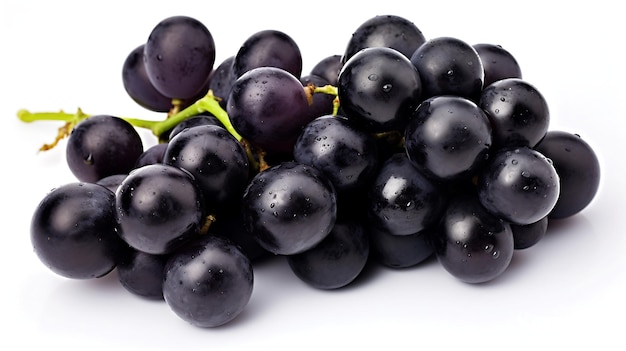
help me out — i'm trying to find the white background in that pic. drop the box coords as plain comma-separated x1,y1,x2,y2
1,1,624,350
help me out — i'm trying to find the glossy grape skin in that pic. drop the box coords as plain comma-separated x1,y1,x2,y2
293,115,379,194
287,218,369,289
227,66,311,154
368,153,446,236
117,248,168,300
433,193,514,284
310,54,342,85
242,161,337,255
163,125,249,215
534,131,601,219
96,174,127,193
404,95,492,183
115,164,206,255
30,182,126,279
410,36,484,101
338,47,422,132
122,44,173,112
477,147,560,225
66,115,144,183
368,226,433,269
163,235,253,328
209,203,269,262
144,15,216,99
233,29,302,78
473,43,522,87
341,14,426,63
479,78,550,148
511,216,548,250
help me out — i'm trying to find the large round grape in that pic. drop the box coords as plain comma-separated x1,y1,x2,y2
433,193,514,284
227,66,311,154
122,44,172,112
144,15,216,99
338,46,422,132
66,115,144,183
534,130,601,219
115,164,205,255
410,36,484,101
473,43,522,87
163,235,253,328
477,147,560,225
233,29,302,78
30,182,126,279
404,95,492,183
242,161,337,255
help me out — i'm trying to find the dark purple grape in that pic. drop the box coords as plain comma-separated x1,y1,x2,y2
368,153,446,236
287,218,369,289
209,203,269,262
134,143,168,168
410,36,484,101
117,248,168,300
96,174,127,193
479,78,550,148
404,95,492,183
534,130,601,219
511,216,548,250
368,226,433,269
432,193,514,284
163,235,253,328
168,114,224,140
310,54,342,85
163,125,250,215
233,29,302,78
300,74,335,121
477,147,560,225
30,182,126,279
66,115,144,183
293,115,379,194
115,164,206,255
473,43,522,87
144,16,216,99
122,44,173,112
242,161,337,255
207,56,237,108
341,14,426,63
338,47,422,132
227,66,311,154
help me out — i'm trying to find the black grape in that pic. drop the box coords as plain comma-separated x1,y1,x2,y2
368,153,446,236
534,130,601,219
341,14,426,63
163,235,253,328
134,143,168,168
233,29,302,78
30,182,126,279
242,161,337,255
368,226,434,269
511,216,548,250
338,47,422,132
293,114,379,194
209,203,269,262
96,174,127,193
432,193,514,284
144,15,216,99
410,36,484,101
122,44,173,112
66,115,144,183
473,43,522,87
163,125,250,215
117,248,168,300
287,217,370,290
227,66,311,154
300,74,335,121
477,147,560,225
310,54,342,85
207,56,237,108
115,164,206,255
404,95,492,183
479,78,550,148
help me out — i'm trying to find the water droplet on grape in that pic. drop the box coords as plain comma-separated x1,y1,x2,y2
382,83,392,92
492,250,500,259
500,97,506,102
511,159,518,165
521,171,530,177
368,74,378,81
